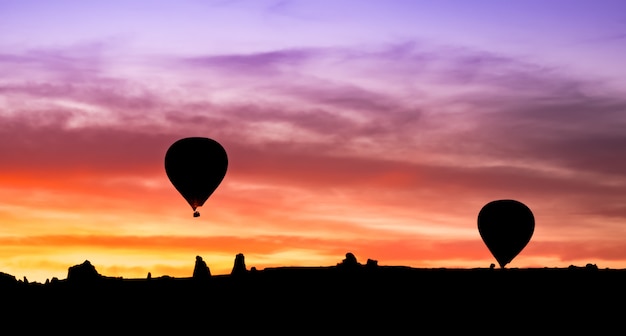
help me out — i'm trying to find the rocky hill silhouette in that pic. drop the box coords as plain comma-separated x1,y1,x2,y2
1,253,624,333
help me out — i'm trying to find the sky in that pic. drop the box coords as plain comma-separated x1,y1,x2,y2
1,0,626,282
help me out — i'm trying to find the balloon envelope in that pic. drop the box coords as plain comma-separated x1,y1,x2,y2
477,199,534,268
164,137,228,214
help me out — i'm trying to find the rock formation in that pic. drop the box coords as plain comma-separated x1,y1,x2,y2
67,260,101,283
0,271,17,286
365,259,378,268
337,252,361,269
231,253,247,276
193,255,211,279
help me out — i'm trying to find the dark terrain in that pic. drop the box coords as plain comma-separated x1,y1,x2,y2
1,254,624,333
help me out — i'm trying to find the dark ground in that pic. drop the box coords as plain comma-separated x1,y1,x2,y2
1,265,624,333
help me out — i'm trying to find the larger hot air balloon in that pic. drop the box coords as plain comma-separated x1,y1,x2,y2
478,199,534,268
164,137,228,217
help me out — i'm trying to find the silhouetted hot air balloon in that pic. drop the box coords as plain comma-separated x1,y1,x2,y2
477,199,534,268
164,137,228,217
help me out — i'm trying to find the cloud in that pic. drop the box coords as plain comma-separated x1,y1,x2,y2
182,48,315,75
3,234,626,267
0,116,170,176
2,40,626,272
0,41,121,82
3,43,624,192
2,42,625,219
526,240,626,262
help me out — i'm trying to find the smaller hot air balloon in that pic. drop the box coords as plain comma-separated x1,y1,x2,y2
478,199,534,268
164,137,228,217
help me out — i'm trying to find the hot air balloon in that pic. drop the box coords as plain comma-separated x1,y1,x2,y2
164,137,228,217
477,199,534,268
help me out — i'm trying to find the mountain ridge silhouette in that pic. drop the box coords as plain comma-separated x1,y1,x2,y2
1,253,623,333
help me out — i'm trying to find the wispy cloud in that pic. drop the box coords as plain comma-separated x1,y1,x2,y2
1,40,625,280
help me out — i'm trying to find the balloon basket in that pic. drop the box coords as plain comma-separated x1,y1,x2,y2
193,211,200,217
